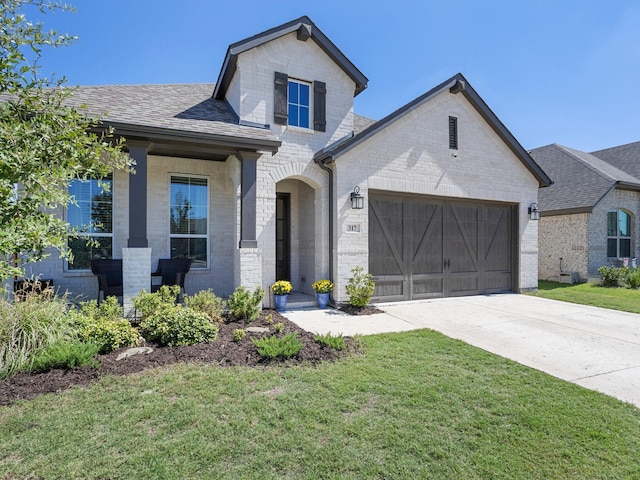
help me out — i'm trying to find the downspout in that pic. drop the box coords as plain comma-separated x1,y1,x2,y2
317,158,334,295
315,131,354,304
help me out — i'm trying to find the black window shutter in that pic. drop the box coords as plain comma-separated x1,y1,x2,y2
274,72,288,125
313,80,326,132
449,116,458,150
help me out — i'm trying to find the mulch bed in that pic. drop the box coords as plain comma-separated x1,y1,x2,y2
0,309,365,406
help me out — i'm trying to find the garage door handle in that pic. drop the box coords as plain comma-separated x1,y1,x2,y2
444,259,450,269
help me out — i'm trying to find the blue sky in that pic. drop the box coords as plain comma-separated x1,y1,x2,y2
32,0,640,152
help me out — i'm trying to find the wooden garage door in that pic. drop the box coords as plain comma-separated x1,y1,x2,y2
369,194,515,301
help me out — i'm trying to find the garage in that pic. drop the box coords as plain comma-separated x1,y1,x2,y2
369,193,517,301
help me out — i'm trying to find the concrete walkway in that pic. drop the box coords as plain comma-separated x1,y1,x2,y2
282,294,640,408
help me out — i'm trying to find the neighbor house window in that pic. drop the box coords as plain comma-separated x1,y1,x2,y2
288,79,310,128
67,175,113,270
607,209,631,258
170,176,208,268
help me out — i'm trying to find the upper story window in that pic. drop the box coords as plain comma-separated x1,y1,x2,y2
274,72,325,132
288,80,310,128
67,175,113,270
607,209,632,258
170,175,208,268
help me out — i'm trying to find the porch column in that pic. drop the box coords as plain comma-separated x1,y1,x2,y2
238,151,261,248
235,151,263,297
126,141,151,248
123,140,152,315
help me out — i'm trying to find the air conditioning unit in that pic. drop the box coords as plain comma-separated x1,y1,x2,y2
559,271,578,284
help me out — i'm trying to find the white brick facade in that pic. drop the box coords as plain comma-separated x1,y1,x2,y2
333,90,541,298
22,20,544,305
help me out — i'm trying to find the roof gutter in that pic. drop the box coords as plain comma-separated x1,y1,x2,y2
93,121,281,154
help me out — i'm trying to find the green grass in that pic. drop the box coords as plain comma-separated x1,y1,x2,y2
534,280,640,314
1,330,639,479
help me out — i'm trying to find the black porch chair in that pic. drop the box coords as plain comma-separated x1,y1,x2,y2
151,258,192,296
91,259,123,305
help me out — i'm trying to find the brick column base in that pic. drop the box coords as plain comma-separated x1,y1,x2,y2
234,247,263,304
122,247,152,317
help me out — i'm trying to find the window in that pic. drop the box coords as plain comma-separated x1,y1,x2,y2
288,80,310,128
274,72,325,131
607,209,631,258
449,116,458,150
67,176,113,270
170,176,208,268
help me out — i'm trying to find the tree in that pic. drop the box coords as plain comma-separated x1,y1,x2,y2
0,0,133,282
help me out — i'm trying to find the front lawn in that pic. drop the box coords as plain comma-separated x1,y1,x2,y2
534,280,640,314
1,329,639,479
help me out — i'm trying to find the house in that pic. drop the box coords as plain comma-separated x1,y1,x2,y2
530,142,640,282
23,16,551,309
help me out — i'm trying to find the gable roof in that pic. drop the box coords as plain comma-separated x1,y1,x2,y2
529,144,640,215
591,141,640,179
213,16,368,100
314,73,552,188
64,84,280,156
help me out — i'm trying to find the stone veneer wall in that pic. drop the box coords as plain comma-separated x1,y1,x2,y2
538,213,589,281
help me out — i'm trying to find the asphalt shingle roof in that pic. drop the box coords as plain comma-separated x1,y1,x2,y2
591,141,640,180
353,113,376,135
65,83,278,144
530,143,640,214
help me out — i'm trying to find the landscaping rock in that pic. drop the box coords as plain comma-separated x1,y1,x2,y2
116,347,154,361
246,327,269,334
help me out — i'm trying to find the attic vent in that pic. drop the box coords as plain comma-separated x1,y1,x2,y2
449,116,458,150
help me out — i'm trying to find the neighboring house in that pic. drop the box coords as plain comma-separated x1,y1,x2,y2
22,16,551,309
530,142,640,282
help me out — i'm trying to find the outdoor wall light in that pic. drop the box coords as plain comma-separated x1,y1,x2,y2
350,186,364,209
528,202,540,221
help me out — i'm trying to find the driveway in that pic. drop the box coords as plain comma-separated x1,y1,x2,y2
283,294,640,408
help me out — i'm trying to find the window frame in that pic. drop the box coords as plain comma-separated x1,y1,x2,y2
287,78,312,129
65,175,114,272
607,209,632,258
168,174,210,270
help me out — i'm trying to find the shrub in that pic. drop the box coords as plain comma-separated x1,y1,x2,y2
273,322,285,334
271,280,292,295
233,329,246,342
70,297,140,354
252,332,303,359
312,279,334,294
314,332,345,350
598,265,629,287
264,313,274,325
345,265,375,307
228,286,265,322
627,267,640,289
0,292,75,379
184,289,226,323
78,318,140,354
139,305,218,347
29,341,100,372
132,286,181,319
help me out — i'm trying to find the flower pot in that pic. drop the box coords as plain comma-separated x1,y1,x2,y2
273,294,288,312
316,292,330,309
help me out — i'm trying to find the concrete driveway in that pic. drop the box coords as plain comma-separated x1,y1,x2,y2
283,294,640,408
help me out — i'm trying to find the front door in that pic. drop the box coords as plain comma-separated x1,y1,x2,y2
275,193,291,281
